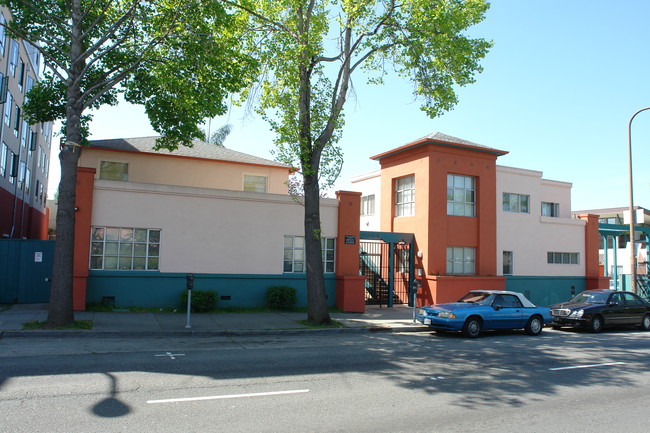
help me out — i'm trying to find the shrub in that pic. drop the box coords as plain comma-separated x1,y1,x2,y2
179,290,217,313
266,286,298,310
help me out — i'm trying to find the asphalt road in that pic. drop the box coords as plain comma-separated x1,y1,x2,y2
2,328,650,432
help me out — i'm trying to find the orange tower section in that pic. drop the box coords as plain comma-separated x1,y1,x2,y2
372,133,507,306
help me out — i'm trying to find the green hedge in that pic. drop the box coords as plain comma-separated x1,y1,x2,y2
266,286,297,310
179,290,217,312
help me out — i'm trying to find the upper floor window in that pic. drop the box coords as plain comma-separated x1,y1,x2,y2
361,194,375,216
503,192,529,213
0,14,6,56
18,60,25,91
13,105,20,136
0,142,7,177
446,246,476,275
547,252,579,265
9,40,19,75
4,92,12,125
395,175,414,217
447,174,475,217
99,161,128,181
243,174,267,193
541,202,559,217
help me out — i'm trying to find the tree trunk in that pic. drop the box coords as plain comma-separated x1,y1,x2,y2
303,171,331,325
46,1,85,328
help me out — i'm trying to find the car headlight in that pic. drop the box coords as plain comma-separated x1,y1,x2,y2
438,311,457,319
568,309,584,319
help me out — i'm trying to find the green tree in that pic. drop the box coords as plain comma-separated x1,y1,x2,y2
1,0,255,327
227,0,492,324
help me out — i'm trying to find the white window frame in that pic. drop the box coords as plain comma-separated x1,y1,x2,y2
4,92,11,126
361,194,375,216
503,192,530,213
0,142,7,177
547,252,579,265
90,227,161,271
395,175,414,217
446,246,476,275
283,235,336,273
447,174,476,217
9,40,18,75
541,202,559,217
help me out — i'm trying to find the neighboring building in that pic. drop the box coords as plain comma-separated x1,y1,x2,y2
572,206,650,293
70,137,364,311
352,132,606,307
0,6,53,239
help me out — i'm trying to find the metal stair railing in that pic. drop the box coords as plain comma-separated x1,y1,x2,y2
360,251,389,303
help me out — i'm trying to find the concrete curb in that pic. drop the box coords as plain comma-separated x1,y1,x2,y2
0,325,426,339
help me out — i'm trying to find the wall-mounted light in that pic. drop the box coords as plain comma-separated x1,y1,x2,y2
417,251,423,258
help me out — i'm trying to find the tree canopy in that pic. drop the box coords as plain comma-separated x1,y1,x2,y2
228,0,492,323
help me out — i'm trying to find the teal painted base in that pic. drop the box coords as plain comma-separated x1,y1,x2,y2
86,271,337,309
504,276,586,306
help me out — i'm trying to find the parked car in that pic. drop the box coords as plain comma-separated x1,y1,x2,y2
415,290,552,338
550,289,650,333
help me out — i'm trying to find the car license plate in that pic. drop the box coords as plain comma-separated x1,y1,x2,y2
424,318,431,325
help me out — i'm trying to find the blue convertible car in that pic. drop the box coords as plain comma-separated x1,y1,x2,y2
416,290,552,337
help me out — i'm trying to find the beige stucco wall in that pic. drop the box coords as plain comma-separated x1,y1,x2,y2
79,149,289,194
90,180,339,274
496,165,585,276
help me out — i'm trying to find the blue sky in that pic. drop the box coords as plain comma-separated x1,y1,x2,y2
58,0,650,211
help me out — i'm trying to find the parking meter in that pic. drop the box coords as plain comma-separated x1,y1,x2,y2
410,280,421,323
185,274,194,328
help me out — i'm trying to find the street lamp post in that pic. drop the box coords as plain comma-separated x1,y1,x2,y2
627,107,650,293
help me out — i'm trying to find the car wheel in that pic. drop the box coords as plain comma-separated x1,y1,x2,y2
462,316,482,338
641,314,650,331
525,316,543,336
589,315,604,333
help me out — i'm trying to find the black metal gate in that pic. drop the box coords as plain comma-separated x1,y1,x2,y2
360,237,412,307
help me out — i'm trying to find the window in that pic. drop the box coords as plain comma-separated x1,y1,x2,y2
9,40,18,75
503,251,513,275
395,175,414,217
8,151,17,183
17,59,25,91
13,105,20,136
99,161,128,181
18,160,26,190
0,142,6,177
547,252,579,264
90,227,161,270
21,120,28,148
35,179,39,197
4,92,11,125
446,246,476,275
492,294,523,308
29,130,37,152
447,174,476,216
361,194,375,216
283,235,336,273
0,14,6,56
243,174,267,193
541,202,559,217
503,192,529,213
24,168,30,195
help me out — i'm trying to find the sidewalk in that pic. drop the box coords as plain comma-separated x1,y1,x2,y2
0,303,424,337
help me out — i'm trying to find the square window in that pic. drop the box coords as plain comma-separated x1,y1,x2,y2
99,161,128,181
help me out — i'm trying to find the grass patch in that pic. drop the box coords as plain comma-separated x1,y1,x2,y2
297,319,347,329
85,303,344,315
23,320,93,331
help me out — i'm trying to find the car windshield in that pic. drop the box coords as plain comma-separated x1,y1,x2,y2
457,292,494,306
568,291,609,304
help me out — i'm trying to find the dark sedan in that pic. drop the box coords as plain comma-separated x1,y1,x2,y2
550,290,650,333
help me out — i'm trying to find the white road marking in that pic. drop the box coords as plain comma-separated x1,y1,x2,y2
155,352,186,360
147,389,310,404
549,362,626,371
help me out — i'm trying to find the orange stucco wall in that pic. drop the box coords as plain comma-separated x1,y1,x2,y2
72,167,96,310
578,213,610,290
335,190,366,312
376,141,503,305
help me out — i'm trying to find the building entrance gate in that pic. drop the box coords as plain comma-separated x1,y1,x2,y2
360,231,415,307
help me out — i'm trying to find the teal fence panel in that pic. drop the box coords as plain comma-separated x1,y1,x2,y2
504,276,585,306
0,239,54,303
86,271,337,309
